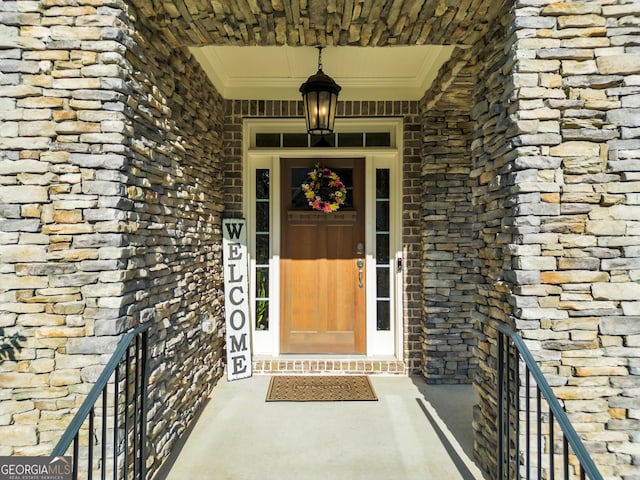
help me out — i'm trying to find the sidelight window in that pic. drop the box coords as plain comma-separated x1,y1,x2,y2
255,169,270,330
375,169,391,331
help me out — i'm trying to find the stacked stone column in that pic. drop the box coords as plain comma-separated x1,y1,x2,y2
421,49,479,384
0,0,134,455
0,0,226,474
469,1,640,477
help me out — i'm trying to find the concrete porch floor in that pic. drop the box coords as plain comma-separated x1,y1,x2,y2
160,375,486,480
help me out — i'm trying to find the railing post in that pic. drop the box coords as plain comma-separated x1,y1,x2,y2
506,338,511,479
514,342,520,480
498,329,505,480
525,368,530,480
140,329,149,480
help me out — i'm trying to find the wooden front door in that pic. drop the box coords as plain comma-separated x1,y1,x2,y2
280,158,366,353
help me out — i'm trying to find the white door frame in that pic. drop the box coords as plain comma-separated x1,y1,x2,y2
243,118,404,359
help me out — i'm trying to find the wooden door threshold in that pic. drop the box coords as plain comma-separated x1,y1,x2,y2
252,356,407,375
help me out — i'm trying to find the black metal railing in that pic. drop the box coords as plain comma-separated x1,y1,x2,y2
496,323,603,480
53,324,150,480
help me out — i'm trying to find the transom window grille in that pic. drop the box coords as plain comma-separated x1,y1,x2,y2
255,132,391,148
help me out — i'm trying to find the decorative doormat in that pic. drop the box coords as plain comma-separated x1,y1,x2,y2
266,375,378,402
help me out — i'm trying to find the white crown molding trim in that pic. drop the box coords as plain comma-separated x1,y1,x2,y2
190,45,456,101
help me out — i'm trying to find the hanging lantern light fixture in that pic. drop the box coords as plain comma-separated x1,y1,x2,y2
299,46,341,136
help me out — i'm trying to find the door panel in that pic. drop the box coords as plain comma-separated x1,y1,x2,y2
280,158,365,354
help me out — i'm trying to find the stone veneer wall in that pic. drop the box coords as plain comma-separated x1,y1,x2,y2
470,5,518,470
464,1,640,477
403,1,518,468
0,0,225,474
505,2,640,478
223,100,424,372
123,15,226,476
420,49,478,384
455,0,516,471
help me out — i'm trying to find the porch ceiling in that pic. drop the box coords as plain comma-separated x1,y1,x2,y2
189,45,457,100
131,0,498,100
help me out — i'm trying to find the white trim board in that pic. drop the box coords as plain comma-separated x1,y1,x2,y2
244,118,404,359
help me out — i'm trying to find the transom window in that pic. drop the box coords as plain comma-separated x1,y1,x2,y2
255,131,392,148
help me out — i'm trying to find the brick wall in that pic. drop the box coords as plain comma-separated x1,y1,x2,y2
224,100,424,372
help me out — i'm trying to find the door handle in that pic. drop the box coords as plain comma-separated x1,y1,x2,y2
356,258,364,288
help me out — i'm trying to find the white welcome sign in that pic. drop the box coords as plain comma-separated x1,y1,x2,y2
222,218,252,381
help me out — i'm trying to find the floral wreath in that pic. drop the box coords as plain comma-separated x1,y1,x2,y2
300,164,347,213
